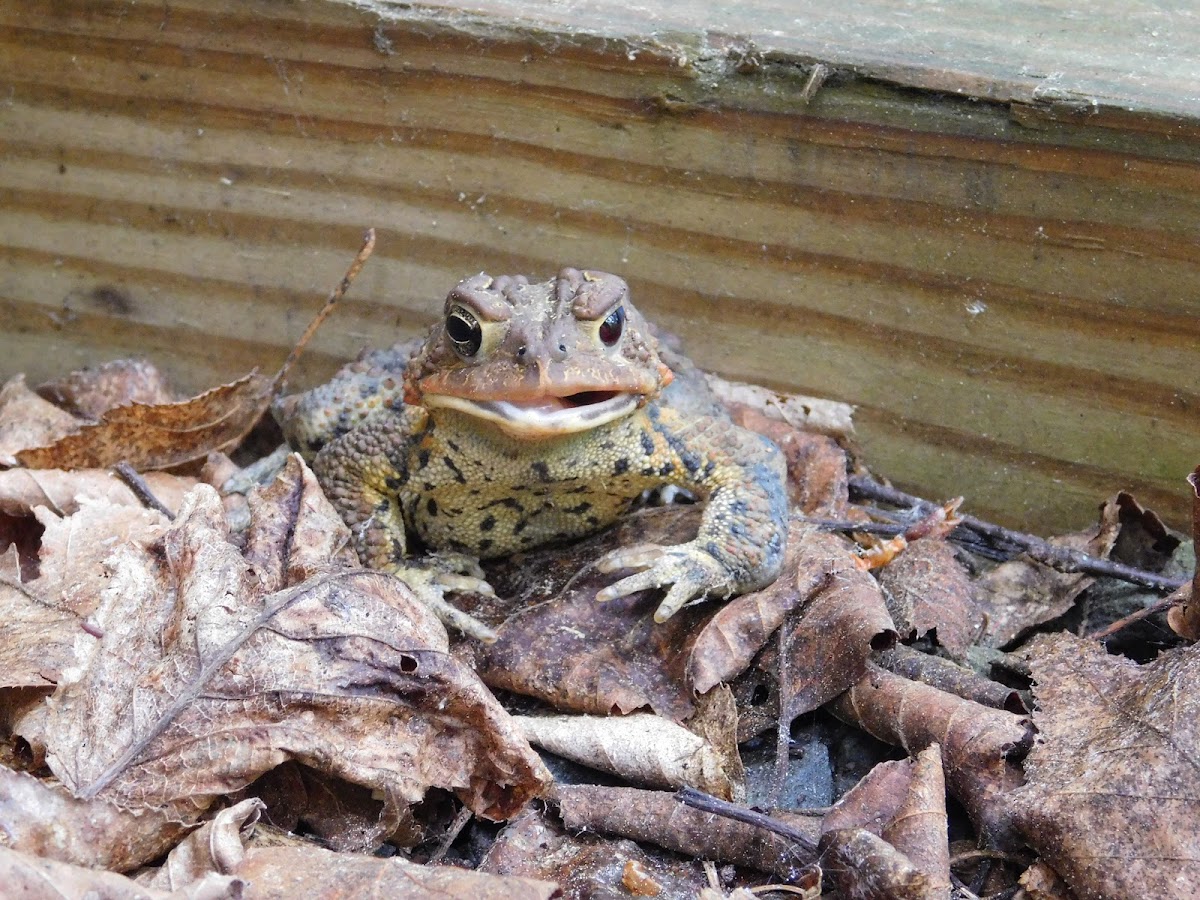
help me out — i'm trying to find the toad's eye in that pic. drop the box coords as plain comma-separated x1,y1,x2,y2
599,306,625,346
446,307,482,357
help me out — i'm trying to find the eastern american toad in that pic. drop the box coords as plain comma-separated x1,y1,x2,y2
277,269,787,641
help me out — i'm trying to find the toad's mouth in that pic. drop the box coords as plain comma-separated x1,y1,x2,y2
423,390,639,438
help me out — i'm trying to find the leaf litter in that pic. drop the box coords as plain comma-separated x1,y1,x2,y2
0,236,1196,897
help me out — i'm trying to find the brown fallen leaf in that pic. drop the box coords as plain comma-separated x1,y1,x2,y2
0,844,216,900
877,645,1028,714
0,766,192,873
876,536,984,659
819,744,951,900
481,804,713,896
976,495,1125,648
1017,860,1074,899
704,373,856,441
830,663,1032,849
470,505,711,721
554,783,818,882
1167,465,1200,641
23,477,548,833
37,358,177,421
0,374,82,467
516,711,739,799
0,467,198,519
691,524,895,699
15,371,274,471
1009,633,1200,900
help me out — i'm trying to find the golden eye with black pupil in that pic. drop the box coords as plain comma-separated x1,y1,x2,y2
599,306,625,346
446,307,482,357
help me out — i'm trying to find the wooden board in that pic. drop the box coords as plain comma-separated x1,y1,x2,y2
0,0,1197,532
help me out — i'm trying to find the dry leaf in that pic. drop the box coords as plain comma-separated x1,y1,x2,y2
877,645,1027,714
516,712,738,798
0,375,83,467
830,663,1032,849
704,373,856,440
0,844,213,900
554,783,818,881
137,797,263,892
0,467,198,519
0,766,192,872
38,358,176,421
25,478,548,829
16,371,273,470
876,537,984,659
820,744,951,900
1009,633,1200,899
481,804,713,896
471,505,710,721
1167,466,1200,640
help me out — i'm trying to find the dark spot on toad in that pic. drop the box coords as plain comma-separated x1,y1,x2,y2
443,457,465,483
426,498,438,516
613,458,630,476
531,461,550,481
566,502,592,514
480,515,496,532
640,431,655,456
417,448,431,467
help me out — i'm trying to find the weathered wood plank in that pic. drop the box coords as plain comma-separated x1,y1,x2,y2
0,0,1196,532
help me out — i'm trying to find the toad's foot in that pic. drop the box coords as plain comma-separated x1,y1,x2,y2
595,541,736,623
384,554,499,643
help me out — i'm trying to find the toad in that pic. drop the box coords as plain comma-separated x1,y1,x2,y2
278,268,787,641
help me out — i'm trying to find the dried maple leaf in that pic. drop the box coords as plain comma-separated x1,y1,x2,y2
15,371,273,471
876,537,984,659
37,358,176,421
830,663,1032,849
820,744,951,900
1009,634,1200,899
24,474,548,830
0,375,82,467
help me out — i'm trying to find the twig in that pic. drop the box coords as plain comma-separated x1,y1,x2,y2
112,461,174,520
675,786,817,856
848,476,1187,593
427,804,473,863
1086,587,1188,640
272,228,376,397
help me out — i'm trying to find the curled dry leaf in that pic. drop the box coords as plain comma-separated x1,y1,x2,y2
875,537,984,660
482,804,713,896
16,371,274,471
877,645,1027,714
516,712,738,798
820,744,951,900
137,797,263,892
0,374,82,467
1009,633,1200,900
830,663,1032,850
554,784,818,881
471,505,710,721
1167,466,1200,641
25,476,548,829
37,358,176,421
0,767,191,873
691,525,895,698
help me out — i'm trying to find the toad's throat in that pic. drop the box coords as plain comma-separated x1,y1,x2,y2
424,390,639,438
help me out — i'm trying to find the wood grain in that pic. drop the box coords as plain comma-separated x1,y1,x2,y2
0,0,1197,532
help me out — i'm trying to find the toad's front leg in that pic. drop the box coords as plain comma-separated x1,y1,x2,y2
313,413,499,642
596,408,788,621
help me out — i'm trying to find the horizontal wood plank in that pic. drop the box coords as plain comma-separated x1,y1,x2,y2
0,0,1197,532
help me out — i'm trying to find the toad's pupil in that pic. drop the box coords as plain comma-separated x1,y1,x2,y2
599,306,625,346
446,309,482,356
